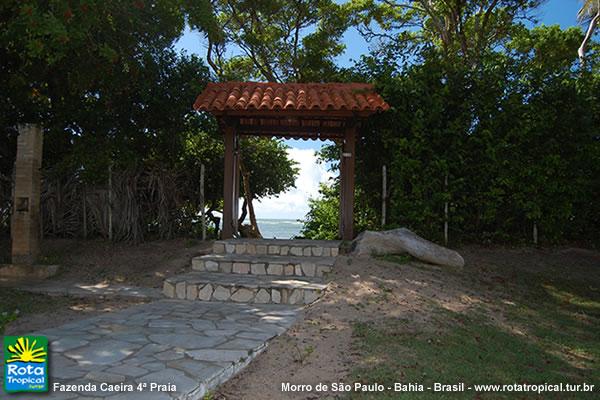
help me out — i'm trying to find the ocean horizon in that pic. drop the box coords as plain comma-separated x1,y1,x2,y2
255,218,303,239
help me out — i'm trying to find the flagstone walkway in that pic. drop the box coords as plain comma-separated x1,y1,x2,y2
17,281,163,299
0,299,300,399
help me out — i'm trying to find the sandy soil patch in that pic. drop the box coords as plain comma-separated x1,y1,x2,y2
215,246,600,400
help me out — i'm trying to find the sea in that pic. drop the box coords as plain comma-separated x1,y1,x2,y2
256,219,303,239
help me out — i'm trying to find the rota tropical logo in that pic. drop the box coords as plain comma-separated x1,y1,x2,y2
3,336,48,393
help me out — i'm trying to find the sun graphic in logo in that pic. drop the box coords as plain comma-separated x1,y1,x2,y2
6,337,47,363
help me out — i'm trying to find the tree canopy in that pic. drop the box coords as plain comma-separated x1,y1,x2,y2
0,0,298,240
1,0,598,244
302,1,600,245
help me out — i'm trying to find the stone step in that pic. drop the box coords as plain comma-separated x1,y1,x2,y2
213,239,341,257
192,254,335,278
163,272,327,305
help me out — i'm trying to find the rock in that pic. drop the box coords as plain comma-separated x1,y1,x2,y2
251,263,267,275
233,262,250,274
231,288,255,302
175,282,186,299
351,228,465,268
301,262,316,277
213,286,231,301
198,284,213,300
271,289,281,304
288,289,304,305
266,263,283,275
186,284,198,300
163,281,175,298
255,289,271,303
205,260,219,272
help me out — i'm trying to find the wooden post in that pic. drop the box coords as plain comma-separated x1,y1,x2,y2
222,124,235,239
233,136,240,234
200,163,206,240
338,140,346,238
340,126,356,240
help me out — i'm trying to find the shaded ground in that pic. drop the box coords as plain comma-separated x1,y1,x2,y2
0,237,211,335
215,246,600,400
0,288,147,335
1,237,212,288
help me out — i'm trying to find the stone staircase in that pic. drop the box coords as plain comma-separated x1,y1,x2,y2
163,239,340,305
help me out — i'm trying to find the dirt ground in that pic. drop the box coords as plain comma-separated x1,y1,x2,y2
1,238,598,398
1,237,212,288
214,246,600,400
3,296,148,335
1,237,211,335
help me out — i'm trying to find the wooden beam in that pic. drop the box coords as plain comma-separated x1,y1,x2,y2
237,131,344,140
340,125,357,240
236,125,344,135
222,124,235,239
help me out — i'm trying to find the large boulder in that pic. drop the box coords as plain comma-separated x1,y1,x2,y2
351,228,465,268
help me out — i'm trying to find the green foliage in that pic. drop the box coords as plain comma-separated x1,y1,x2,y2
303,24,600,244
350,0,545,65
199,0,350,81
240,138,299,199
301,183,340,239
0,1,301,238
301,181,378,240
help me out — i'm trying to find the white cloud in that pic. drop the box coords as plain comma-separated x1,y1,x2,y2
253,147,335,220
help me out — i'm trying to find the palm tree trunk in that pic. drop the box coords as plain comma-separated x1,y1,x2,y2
578,6,600,63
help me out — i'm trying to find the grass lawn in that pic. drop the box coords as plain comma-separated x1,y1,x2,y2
350,252,599,399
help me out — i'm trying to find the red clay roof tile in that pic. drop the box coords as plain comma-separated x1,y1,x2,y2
194,82,389,114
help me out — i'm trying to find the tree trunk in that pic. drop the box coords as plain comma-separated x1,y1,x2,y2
239,159,262,238
579,11,600,63
238,198,248,226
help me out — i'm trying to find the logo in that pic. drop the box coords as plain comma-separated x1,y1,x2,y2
3,336,48,393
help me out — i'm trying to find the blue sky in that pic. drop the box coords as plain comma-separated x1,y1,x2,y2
176,0,585,219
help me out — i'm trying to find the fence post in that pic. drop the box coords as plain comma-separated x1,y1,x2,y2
108,164,113,241
381,165,387,228
444,173,449,246
200,163,206,241
82,184,87,238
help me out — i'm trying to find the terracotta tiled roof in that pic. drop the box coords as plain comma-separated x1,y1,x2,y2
193,82,389,114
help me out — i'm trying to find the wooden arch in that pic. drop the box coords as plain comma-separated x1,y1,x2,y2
193,82,389,240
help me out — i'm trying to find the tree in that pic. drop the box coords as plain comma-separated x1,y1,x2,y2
578,0,600,62
301,183,340,240
0,1,299,240
192,0,350,82
350,0,544,66
303,24,599,244
0,1,204,125
237,138,299,236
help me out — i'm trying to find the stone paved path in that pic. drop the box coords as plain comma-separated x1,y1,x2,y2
0,299,299,399
17,281,163,299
